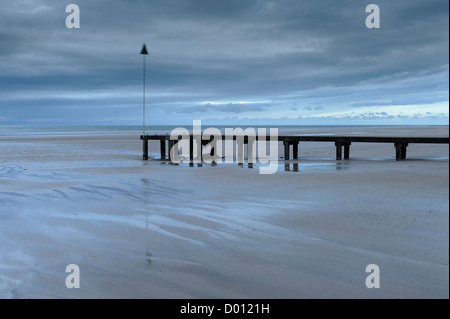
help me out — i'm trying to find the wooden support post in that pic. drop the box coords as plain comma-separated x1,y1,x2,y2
169,139,181,164
189,135,194,167
395,143,401,160
284,141,290,160
293,142,299,160
395,143,400,160
202,136,217,165
395,143,403,160
237,140,244,165
198,147,203,166
160,139,166,160
343,142,351,160
173,140,179,164
335,142,342,160
168,140,174,162
395,143,408,160
209,137,215,157
196,137,203,167
248,140,255,168
143,139,148,160
401,143,408,160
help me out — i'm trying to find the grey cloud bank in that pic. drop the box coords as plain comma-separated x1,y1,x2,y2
0,0,448,125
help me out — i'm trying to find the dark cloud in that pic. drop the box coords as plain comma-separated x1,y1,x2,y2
174,102,271,114
0,0,448,124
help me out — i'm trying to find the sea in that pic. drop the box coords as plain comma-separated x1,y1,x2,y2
0,124,445,136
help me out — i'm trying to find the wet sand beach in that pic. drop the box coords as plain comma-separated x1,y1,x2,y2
0,125,448,298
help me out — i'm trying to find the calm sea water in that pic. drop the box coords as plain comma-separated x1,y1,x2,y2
0,124,432,136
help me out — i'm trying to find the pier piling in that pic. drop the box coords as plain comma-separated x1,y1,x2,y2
395,143,408,160
143,139,149,160
293,142,299,160
160,140,166,160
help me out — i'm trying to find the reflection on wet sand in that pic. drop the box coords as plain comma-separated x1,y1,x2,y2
336,162,350,170
284,163,299,172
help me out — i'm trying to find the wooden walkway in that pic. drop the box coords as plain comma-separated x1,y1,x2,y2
140,134,449,162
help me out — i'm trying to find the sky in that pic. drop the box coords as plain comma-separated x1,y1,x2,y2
0,0,448,126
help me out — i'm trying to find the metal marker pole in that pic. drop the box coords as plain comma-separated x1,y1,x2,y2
143,53,145,137
140,44,149,160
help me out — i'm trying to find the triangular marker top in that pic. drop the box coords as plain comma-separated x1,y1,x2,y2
140,44,148,55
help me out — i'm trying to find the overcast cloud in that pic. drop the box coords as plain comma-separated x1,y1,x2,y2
0,0,448,125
